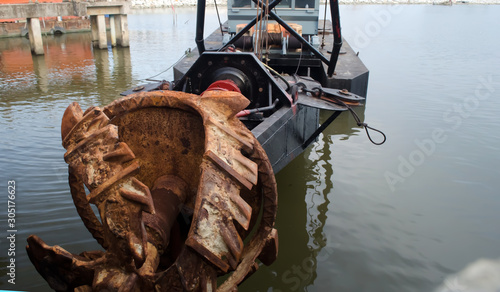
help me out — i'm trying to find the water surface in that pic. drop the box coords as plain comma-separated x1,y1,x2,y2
1,5,499,291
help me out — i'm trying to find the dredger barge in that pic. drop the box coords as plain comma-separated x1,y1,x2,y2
124,0,372,173
26,0,382,291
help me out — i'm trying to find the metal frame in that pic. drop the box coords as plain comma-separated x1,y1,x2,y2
195,0,342,77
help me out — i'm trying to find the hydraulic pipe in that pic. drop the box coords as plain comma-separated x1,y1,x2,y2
327,0,342,77
236,99,279,117
196,0,207,54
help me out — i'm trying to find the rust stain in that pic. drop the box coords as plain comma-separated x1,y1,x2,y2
27,90,278,291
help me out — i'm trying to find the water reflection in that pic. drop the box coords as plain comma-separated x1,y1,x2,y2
32,55,49,92
0,31,135,291
239,106,368,291
321,106,366,140
112,47,132,85
0,33,133,103
93,47,133,99
239,153,318,291
2,5,500,292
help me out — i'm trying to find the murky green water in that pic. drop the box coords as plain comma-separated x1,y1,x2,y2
1,5,499,291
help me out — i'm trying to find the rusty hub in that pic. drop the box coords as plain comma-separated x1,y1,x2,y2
27,90,278,291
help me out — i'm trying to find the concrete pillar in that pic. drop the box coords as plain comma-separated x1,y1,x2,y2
114,15,122,46
96,14,107,49
109,15,117,47
27,18,44,55
114,14,129,47
90,15,99,47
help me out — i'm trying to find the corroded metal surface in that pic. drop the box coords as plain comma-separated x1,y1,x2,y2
27,90,278,291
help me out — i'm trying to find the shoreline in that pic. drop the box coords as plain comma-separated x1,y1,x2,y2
131,0,500,8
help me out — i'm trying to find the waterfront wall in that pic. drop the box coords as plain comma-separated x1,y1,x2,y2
131,0,500,7
0,18,90,38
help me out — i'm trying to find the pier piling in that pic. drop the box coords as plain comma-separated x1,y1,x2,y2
110,15,117,47
27,18,44,55
96,14,107,49
0,2,130,52
90,15,99,45
114,14,129,47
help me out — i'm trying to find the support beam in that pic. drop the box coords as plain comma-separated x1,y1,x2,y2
96,14,107,49
0,3,87,19
114,14,129,47
114,15,122,46
27,18,44,55
109,15,116,47
1,2,130,50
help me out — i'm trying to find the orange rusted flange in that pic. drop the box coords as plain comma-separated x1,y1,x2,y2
27,90,278,291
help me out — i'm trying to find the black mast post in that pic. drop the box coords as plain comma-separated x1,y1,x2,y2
196,0,207,54
327,0,342,77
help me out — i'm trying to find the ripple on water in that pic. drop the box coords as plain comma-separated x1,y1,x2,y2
2,6,500,292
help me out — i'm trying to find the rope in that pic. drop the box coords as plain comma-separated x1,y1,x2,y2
303,86,386,145
262,62,291,91
214,0,224,37
265,0,270,59
321,0,328,48
260,0,266,59
255,0,261,58
346,104,387,145
294,43,303,75
145,50,189,81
